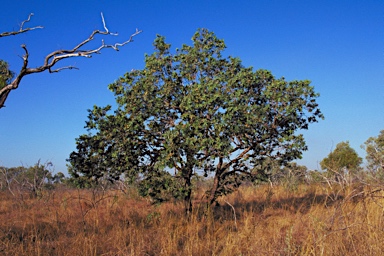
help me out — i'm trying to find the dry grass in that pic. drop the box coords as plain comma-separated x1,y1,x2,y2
0,183,383,255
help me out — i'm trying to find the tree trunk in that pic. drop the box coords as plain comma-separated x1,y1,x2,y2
208,170,222,206
183,167,194,216
184,185,193,216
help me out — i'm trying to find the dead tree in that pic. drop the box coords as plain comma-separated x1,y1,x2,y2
0,13,142,108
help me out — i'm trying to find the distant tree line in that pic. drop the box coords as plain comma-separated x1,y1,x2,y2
1,129,382,206
0,161,65,198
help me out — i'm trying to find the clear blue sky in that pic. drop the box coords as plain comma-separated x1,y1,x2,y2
1,0,383,174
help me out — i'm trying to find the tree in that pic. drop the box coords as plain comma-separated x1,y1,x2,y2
0,161,61,197
68,29,323,213
272,162,308,184
0,13,141,108
251,158,308,189
363,130,384,175
320,141,362,182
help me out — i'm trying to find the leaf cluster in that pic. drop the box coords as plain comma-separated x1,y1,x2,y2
320,141,362,175
364,130,384,174
0,60,14,90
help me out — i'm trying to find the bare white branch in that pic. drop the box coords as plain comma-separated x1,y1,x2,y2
0,13,142,108
0,13,43,38
101,12,118,36
50,66,79,73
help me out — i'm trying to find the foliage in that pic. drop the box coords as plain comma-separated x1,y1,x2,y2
274,162,308,190
253,158,308,186
0,161,64,197
320,141,362,180
138,169,187,203
67,106,140,188
68,29,323,211
307,170,324,183
363,130,384,176
0,60,14,90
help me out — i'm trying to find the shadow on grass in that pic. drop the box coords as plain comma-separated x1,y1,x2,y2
209,191,346,222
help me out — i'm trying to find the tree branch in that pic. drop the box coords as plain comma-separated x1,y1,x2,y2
222,147,252,171
0,13,142,108
0,13,43,38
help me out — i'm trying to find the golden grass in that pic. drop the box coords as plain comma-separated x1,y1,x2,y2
0,183,383,255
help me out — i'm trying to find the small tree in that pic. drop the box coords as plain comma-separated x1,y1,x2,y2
363,130,384,177
68,29,323,213
0,166,24,195
320,141,362,183
19,161,55,196
0,161,59,197
0,13,141,108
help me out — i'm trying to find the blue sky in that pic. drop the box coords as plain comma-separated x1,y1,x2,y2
0,0,383,174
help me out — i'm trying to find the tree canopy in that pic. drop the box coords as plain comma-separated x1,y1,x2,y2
68,29,323,212
364,130,384,175
320,141,362,177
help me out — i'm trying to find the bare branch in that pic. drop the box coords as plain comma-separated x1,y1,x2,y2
0,13,142,108
224,200,237,230
101,13,118,36
49,66,79,73
0,13,43,38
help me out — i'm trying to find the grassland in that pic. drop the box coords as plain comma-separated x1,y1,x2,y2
0,182,383,255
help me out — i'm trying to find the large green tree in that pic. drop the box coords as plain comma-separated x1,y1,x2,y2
320,141,362,179
68,29,323,212
363,130,384,175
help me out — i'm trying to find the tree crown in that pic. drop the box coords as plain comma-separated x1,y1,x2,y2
68,29,323,203
320,141,362,172
364,130,384,173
